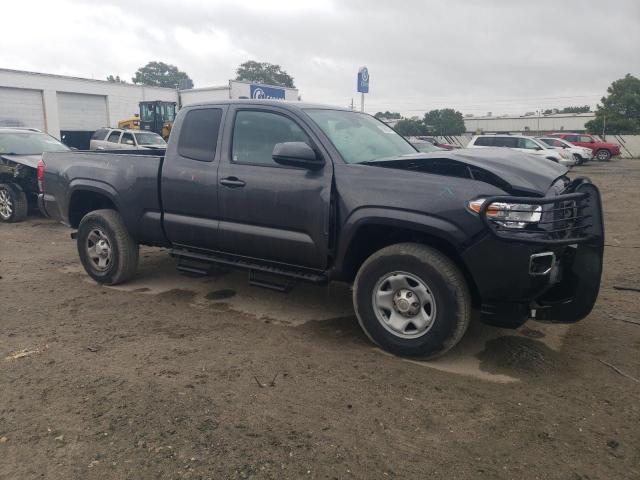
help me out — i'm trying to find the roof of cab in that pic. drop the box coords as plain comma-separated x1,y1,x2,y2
183,99,354,113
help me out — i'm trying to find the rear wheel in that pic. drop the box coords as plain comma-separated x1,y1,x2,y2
595,149,611,161
77,209,139,285
0,183,28,223
353,243,471,358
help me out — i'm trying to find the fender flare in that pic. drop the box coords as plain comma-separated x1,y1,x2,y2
334,206,469,273
66,180,124,224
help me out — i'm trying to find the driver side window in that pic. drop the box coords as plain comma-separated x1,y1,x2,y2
232,110,311,166
120,133,135,146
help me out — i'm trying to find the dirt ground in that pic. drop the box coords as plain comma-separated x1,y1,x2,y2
1,159,639,480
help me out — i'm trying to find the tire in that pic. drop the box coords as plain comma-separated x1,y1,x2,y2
573,154,583,165
0,183,28,223
595,149,611,162
77,209,139,285
353,243,471,358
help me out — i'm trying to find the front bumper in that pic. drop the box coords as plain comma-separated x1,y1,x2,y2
462,180,604,328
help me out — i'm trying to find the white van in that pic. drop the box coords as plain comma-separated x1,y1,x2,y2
467,134,576,167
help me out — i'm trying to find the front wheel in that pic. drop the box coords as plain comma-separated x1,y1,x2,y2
0,183,28,223
77,209,139,285
595,149,611,161
573,154,583,165
353,243,471,358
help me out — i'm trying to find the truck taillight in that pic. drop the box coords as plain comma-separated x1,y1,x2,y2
37,158,45,192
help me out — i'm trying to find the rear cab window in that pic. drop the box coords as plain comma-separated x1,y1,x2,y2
177,108,223,162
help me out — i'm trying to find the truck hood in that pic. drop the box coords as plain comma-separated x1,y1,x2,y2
0,154,42,169
363,147,567,196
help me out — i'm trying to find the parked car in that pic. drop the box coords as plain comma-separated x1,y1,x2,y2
416,136,458,150
467,134,576,166
410,140,446,153
39,101,604,358
548,133,621,161
89,128,167,151
538,137,593,165
0,127,70,222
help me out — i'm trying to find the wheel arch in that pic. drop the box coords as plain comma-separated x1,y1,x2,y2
67,182,121,228
334,209,481,306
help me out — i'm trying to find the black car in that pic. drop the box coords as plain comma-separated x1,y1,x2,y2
39,101,604,358
0,128,70,222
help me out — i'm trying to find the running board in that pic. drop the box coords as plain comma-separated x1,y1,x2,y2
170,248,327,285
249,271,295,292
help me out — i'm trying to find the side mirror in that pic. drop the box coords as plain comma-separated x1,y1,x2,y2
272,142,324,170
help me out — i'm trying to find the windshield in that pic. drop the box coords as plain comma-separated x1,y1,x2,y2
0,132,70,155
134,132,166,146
305,109,416,163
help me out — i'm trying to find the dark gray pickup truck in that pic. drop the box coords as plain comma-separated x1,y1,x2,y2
40,101,604,357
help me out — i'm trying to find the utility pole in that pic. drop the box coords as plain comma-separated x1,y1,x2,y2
360,93,364,113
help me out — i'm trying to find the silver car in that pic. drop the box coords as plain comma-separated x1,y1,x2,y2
89,128,166,151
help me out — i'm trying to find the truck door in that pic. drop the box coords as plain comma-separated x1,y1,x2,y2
217,106,333,270
161,106,226,250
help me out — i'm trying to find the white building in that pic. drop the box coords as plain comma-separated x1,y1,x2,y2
0,69,300,147
464,112,596,134
0,68,177,141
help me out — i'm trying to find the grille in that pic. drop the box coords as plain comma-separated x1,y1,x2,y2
480,179,603,245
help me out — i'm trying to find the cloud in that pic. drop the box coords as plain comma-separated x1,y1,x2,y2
1,0,638,115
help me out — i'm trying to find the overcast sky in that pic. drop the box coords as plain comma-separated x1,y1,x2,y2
2,0,639,116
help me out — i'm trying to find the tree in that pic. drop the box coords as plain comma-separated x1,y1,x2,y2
106,75,126,83
131,61,192,88
423,109,465,135
235,61,295,88
374,111,402,119
560,105,590,114
585,74,640,134
394,118,427,137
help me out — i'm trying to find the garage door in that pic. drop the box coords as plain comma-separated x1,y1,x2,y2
57,92,108,131
0,87,45,130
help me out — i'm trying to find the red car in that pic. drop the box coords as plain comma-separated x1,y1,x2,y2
417,137,459,150
548,133,621,161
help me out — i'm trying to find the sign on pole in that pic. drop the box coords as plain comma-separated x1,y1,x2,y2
357,66,369,112
357,66,369,94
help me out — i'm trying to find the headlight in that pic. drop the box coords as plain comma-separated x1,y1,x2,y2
468,198,542,229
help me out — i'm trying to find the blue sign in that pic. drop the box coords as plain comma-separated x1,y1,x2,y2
250,84,286,100
357,66,369,93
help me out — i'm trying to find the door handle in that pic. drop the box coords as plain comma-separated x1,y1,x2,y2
219,176,246,188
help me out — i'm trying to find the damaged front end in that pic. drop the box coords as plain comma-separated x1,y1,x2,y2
472,177,604,326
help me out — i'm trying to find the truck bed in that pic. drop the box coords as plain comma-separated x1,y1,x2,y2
41,151,166,243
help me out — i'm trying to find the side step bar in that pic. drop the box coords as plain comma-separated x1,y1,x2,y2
170,248,328,285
